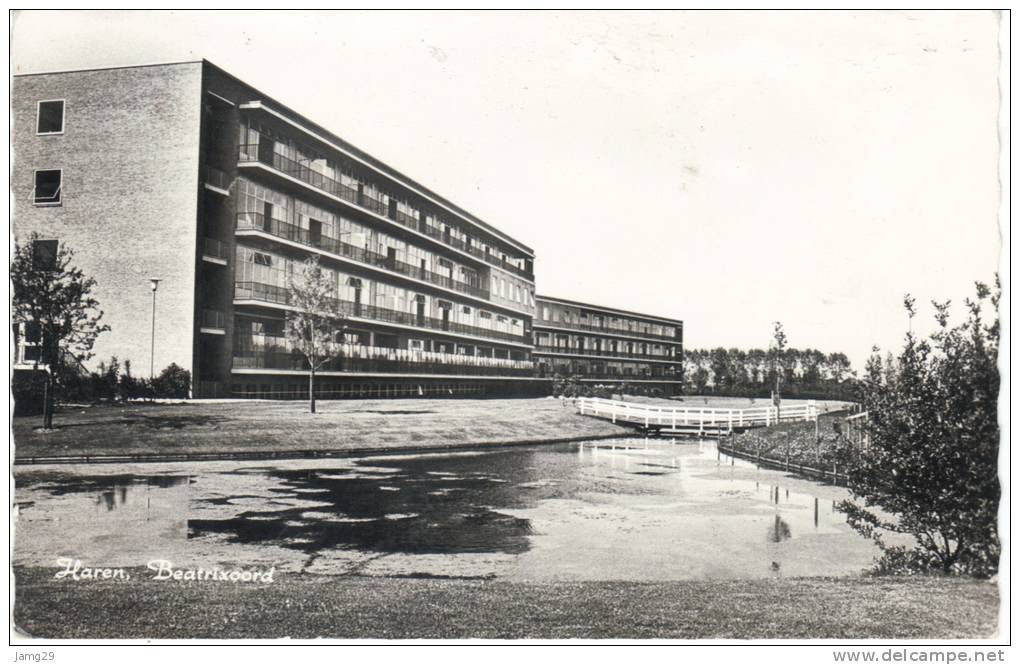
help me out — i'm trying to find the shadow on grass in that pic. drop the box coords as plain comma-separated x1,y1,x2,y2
347,410,437,416
44,413,231,431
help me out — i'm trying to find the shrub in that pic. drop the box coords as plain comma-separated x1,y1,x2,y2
840,283,1000,578
152,363,191,398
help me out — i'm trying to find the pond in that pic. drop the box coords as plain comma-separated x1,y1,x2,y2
13,439,884,580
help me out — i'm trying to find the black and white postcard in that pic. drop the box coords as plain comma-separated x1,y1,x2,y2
8,8,1009,656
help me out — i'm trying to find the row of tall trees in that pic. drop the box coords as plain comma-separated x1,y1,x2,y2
682,346,855,399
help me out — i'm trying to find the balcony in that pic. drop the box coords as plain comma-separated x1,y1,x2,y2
535,318,681,342
536,363,681,382
203,165,231,195
238,144,534,280
236,212,490,300
533,345,682,363
201,237,229,265
233,340,535,377
394,209,418,228
234,280,529,346
200,308,226,334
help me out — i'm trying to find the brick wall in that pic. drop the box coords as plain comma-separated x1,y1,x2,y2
12,62,204,378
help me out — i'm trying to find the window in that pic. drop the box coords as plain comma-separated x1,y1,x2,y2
462,306,472,315
36,100,64,135
479,311,492,320
253,252,273,267
33,169,62,205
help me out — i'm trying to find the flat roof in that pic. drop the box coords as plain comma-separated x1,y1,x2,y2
536,295,684,327
12,60,205,78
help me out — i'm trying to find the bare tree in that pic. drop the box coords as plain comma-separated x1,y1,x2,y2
284,256,347,413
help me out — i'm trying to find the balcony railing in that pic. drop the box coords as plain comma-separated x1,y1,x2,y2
234,280,528,345
238,144,534,280
234,340,534,377
202,309,226,330
236,212,490,300
202,237,230,261
536,318,681,341
204,165,231,192
533,345,681,362
359,194,388,216
535,363,680,381
394,209,418,228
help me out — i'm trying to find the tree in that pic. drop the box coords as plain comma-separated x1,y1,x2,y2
839,281,1000,577
119,359,141,400
11,235,110,428
153,363,192,398
284,256,347,413
769,321,787,415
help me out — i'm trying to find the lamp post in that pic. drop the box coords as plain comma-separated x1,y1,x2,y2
149,279,161,379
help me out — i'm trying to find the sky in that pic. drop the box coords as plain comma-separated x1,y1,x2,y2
10,10,1003,371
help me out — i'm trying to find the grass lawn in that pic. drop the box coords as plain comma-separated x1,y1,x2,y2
12,566,998,639
13,398,632,460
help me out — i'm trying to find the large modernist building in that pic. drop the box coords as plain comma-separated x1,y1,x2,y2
13,60,681,399
533,296,684,396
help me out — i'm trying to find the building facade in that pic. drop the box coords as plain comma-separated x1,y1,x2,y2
13,60,541,398
533,296,684,396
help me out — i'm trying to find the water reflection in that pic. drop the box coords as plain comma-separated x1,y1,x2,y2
15,441,884,580
188,462,537,555
79,476,190,513
767,514,792,543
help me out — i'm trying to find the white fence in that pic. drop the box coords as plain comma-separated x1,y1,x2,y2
575,397,818,433
844,410,870,449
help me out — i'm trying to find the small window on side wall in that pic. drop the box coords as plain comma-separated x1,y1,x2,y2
33,169,62,205
37,100,65,135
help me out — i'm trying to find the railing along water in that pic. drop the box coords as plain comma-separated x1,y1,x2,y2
575,397,818,434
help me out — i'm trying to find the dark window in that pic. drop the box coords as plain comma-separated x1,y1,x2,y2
24,322,41,343
33,170,61,205
37,100,64,134
31,239,59,270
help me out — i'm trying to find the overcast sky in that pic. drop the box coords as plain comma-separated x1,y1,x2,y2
11,10,1003,371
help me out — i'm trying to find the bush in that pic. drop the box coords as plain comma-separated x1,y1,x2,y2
840,283,1000,578
52,358,191,404
12,370,47,416
867,546,946,577
152,363,191,398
